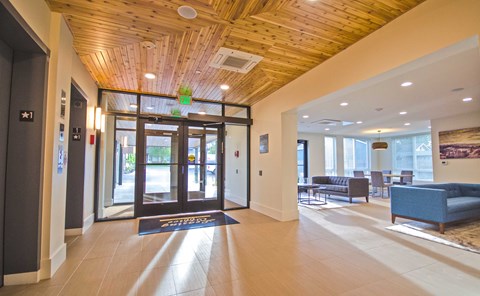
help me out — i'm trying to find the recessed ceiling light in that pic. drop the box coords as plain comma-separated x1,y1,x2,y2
401,81,413,87
129,103,138,108
198,111,206,115
340,102,348,106
356,121,363,124
463,97,473,102
177,5,197,19
220,84,229,90
399,111,407,115
302,115,309,119
195,70,202,74
404,122,411,126
325,128,330,131
428,126,432,129
145,73,156,79
146,106,154,110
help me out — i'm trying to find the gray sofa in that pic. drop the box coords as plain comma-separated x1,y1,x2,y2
391,183,480,233
312,176,369,203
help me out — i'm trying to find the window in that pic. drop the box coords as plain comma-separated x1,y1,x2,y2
392,133,433,181
297,140,308,181
344,137,370,176
324,136,337,176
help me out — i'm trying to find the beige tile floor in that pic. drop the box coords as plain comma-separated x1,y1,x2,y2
1,198,479,295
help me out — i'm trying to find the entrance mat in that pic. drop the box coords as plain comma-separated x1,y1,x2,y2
138,212,239,235
386,220,480,254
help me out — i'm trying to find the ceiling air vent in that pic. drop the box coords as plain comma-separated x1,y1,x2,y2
209,47,263,74
312,119,354,126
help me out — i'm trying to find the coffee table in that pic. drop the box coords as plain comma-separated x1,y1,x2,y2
298,184,327,205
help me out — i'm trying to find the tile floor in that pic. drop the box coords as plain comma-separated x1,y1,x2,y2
0,198,479,295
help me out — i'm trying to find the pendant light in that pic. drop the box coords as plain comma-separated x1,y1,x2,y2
372,130,388,150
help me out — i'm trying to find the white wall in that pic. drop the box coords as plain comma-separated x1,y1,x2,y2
251,0,480,221
298,133,325,178
431,111,480,182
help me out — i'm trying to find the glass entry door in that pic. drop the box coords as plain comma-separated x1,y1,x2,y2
135,120,222,217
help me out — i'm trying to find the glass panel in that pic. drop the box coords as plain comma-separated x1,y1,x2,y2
97,114,135,220
143,125,179,204
144,164,178,203
102,91,137,114
392,133,433,181
344,137,370,176
140,95,222,117
225,106,248,118
187,127,218,201
324,136,336,176
224,124,248,209
297,141,306,180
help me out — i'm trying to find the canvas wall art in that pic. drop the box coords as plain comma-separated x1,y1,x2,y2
439,127,480,159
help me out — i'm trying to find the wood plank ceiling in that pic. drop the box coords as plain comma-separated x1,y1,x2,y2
45,0,425,105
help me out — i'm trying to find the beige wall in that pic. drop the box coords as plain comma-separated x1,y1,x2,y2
431,111,480,183
251,0,480,220
8,0,98,280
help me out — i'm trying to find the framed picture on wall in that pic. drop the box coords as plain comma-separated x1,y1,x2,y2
260,134,269,154
439,126,480,159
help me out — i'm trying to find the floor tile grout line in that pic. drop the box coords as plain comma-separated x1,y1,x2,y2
55,223,113,296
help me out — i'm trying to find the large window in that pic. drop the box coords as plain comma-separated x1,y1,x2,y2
392,133,433,181
324,137,337,176
344,137,370,176
297,140,308,181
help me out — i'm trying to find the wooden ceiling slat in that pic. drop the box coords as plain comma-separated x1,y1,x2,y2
46,0,425,105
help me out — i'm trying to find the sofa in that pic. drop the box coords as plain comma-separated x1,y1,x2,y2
311,176,369,203
391,183,480,233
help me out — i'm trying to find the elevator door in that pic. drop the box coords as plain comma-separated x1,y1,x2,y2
135,120,222,217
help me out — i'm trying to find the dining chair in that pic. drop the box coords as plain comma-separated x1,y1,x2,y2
393,170,413,185
382,169,392,183
353,170,365,177
371,171,393,198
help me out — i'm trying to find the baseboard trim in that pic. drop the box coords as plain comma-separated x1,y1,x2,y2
83,213,94,234
250,201,299,221
64,213,94,236
39,243,66,280
4,271,40,285
65,228,82,236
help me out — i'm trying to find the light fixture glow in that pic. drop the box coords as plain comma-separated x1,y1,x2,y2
146,106,154,110
356,121,363,124
428,126,432,129
401,81,413,87
340,102,349,106
325,128,330,131
198,111,206,115
145,73,156,79
399,111,407,115
404,122,411,126
95,107,102,130
302,115,309,119
463,97,473,102
130,103,138,108
220,84,230,90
